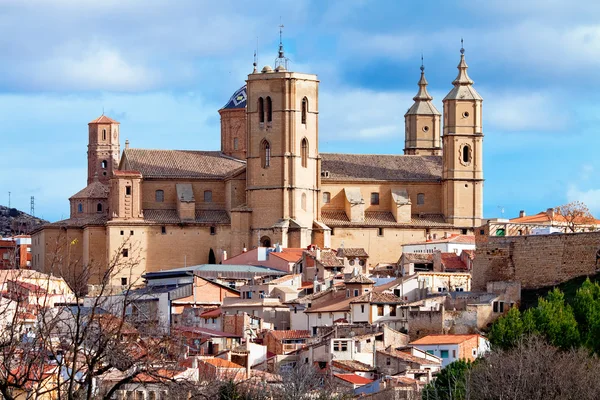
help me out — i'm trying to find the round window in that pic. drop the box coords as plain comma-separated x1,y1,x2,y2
462,111,470,118
349,259,355,266
422,126,430,132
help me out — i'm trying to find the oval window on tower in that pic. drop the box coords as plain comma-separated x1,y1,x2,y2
461,144,472,165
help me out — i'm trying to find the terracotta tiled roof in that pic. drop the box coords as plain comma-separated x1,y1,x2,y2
305,250,343,267
410,334,483,345
305,290,352,313
69,181,109,199
510,211,600,225
269,248,305,263
43,215,108,228
332,360,375,372
337,248,368,258
333,373,373,385
200,308,221,318
268,274,301,284
143,209,231,224
321,210,451,228
321,153,442,182
122,149,245,179
377,349,441,365
350,291,403,304
268,330,311,340
440,253,468,271
113,170,142,177
345,274,375,284
202,358,244,369
89,115,119,124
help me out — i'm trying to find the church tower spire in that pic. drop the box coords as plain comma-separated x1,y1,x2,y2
441,41,484,230
404,56,441,155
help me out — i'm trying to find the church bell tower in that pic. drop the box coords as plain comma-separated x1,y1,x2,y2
442,43,484,229
404,58,441,155
88,115,120,185
245,31,320,248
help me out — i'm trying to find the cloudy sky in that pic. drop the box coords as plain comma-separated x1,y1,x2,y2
0,0,598,222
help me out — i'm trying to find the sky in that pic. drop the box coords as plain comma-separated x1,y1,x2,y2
0,0,599,222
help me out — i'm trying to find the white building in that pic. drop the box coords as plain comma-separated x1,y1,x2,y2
409,334,490,367
402,234,475,255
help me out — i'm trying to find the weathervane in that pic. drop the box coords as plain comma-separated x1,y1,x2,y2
274,20,289,69
460,38,465,55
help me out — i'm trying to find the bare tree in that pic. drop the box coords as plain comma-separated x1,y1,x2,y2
469,336,600,400
554,201,597,232
0,232,197,400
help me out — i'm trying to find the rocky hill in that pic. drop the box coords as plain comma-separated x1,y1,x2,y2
0,205,47,237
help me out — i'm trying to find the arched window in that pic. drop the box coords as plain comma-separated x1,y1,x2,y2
301,97,308,125
233,137,239,150
258,97,264,123
101,160,107,169
266,96,272,122
261,140,271,168
462,145,471,164
102,129,106,140
204,190,212,203
155,190,164,202
77,203,83,213
260,236,272,247
417,193,425,205
301,138,308,168
301,193,307,211
323,192,331,204
97,203,103,213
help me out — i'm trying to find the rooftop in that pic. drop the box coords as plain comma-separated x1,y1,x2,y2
333,373,373,385
322,210,451,228
350,291,403,304
332,360,375,372
410,334,484,346
221,85,247,110
201,358,245,369
321,153,441,182
121,149,245,180
89,115,119,124
267,330,311,340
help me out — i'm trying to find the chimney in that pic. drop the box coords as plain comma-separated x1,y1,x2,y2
519,210,526,218
125,139,130,149
315,248,321,260
546,208,555,219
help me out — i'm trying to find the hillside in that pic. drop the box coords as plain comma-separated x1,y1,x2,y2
520,272,600,310
0,205,47,237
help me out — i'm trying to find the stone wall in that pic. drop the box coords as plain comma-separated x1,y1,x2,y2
474,231,600,290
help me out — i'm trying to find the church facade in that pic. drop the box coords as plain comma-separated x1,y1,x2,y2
31,47,483,286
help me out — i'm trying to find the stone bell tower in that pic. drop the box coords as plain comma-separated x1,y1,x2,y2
88,115,120,185
245,34,321,248
404,59,442,155
442,43,484,229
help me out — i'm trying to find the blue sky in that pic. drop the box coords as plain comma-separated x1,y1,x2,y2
1,0,599,222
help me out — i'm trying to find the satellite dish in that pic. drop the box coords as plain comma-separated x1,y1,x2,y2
349,331,356,337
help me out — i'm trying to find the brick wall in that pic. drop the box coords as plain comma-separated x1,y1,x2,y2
474,231,600,290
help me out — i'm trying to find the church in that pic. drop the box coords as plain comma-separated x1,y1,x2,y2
31,43,483,286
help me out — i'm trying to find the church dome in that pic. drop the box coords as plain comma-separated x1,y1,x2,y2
221,85,247,110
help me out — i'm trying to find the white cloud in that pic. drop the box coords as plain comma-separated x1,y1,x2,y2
483,90,569,132
567,186,600,215
319,88,414,141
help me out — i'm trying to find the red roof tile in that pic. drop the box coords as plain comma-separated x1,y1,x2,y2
269,248,305,262
333,373,373,385
440,253,468,271
202,358,244,369
410,334,483,345
89,115,119,124
200,308,221,318
268,330,311,340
